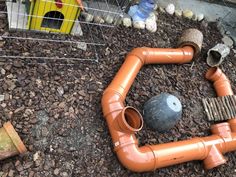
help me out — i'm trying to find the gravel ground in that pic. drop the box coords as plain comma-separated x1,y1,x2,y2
1,5,236,177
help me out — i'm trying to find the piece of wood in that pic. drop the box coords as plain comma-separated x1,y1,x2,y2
202,99,212,121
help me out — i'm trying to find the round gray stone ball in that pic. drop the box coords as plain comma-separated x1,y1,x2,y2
143,93,182,132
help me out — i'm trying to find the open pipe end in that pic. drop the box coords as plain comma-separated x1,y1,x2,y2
207,50,222,67
118,107,143,133
207,44,230,67
178,28,203,57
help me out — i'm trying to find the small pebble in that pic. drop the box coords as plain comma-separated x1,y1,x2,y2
33,151,40,162
57,86,64,96
54,168,60,175
197,13,204,21
222,35,234,48
94,16,105,24
165,4,175,15
6,74,13,79
0,41,5,48
0,68,6,75
183,10,193,19
0,95,4,102
77,42,87,51
122,17,132,28
104,15,114,24
1,103,6,108
28,171,35,177
174,10,182,17
8,170,14,177
133,21,145,29
146,13,157,33
60,171,69,177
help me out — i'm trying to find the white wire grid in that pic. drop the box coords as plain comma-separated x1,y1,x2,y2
0,0,129,64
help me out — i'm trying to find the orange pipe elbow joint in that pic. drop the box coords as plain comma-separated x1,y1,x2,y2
205,67,233,96
102,29,236,172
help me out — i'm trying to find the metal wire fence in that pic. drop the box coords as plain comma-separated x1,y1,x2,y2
0,0,129,64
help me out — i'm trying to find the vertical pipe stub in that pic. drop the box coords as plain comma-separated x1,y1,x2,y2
117,106,143,133
178,28,203,57
3,122,27,154
204,145,226,169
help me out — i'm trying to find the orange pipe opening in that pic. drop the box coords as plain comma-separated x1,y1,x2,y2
102,32,236,172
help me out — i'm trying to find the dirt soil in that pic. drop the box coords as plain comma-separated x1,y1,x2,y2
1,6,236,177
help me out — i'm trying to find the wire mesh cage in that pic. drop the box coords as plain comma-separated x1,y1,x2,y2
0,0,130,64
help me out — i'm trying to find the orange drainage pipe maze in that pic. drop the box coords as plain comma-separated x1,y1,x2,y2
101,29,236,172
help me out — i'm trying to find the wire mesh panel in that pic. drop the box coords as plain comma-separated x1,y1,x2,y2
0,0,126,64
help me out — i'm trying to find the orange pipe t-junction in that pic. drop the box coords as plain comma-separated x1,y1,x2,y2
101,29,236,172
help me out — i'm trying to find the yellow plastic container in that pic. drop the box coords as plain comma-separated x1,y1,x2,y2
0,122,27,160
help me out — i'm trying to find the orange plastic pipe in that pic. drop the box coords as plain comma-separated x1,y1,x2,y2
102,47,236,172
206,66,236,136
205,67,234,97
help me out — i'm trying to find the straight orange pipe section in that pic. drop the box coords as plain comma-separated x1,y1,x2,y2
109,47,194,100
102,29,236,172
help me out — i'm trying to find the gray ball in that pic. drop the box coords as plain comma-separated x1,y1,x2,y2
143,93,182,132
